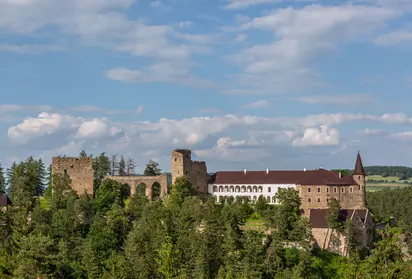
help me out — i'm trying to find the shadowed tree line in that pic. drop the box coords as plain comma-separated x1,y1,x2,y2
0,154,410,278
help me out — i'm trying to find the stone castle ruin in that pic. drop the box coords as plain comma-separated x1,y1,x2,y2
52,157,94,195
51,149,207,199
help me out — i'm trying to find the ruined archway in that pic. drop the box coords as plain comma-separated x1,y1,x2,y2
152,182,161,200
104,173,170,200
136,183,147,197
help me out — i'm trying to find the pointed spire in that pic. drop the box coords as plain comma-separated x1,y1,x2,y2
354,151,365,175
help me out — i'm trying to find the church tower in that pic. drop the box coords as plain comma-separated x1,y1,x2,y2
353,151,366,207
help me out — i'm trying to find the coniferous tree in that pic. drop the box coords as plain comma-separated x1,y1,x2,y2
79,150,88,158
118,155,126,176
144,159,161,176
126,157,136,176
109,154,118,176
0,162,5,195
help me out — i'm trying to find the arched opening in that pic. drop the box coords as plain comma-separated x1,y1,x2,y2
247,186,252,193
213,186,218,192
235,186,240,192
253,186,257,193
219,186,223,192
272,196,276,203
121,183,131,199
136,183,147,197
152,182,161,199
267,196,270,203
258,186,263,193
241,186,246,193
230,186,234,192
224,186,229,192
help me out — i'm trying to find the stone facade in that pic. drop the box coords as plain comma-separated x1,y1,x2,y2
52,157,94,195
298,182,365,216
106,174,170,199
310,208,374,256
171,149,209,195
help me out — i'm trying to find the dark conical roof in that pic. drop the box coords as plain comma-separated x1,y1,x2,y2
354,151,365,175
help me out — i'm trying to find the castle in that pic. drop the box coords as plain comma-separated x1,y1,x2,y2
52,149,373,256
52,149,367,212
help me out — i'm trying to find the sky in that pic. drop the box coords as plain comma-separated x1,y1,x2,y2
1,0,412,173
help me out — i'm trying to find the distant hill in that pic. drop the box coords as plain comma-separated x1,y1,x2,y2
332,166,412,180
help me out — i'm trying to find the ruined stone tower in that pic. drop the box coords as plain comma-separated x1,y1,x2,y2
171,149,209,195
52,157,94,195
353,151,366,207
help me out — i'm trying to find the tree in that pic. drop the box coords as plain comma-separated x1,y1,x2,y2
326,198,345,233
79,150,88,158
0,163,5,195
109,155,118,176
126,157,136,176
118,156,126,176
255,195,268,216
144,159,161,176
156,235,179,279
167,176,192,208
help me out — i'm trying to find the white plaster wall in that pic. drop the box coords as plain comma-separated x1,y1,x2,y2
208,183,296,204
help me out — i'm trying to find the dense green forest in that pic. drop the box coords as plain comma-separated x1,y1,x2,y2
335,166,412,180
0,153,411,278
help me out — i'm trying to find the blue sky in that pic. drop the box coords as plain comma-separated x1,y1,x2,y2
1,0,412,173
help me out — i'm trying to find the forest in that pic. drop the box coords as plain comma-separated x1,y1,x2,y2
0,152,411,279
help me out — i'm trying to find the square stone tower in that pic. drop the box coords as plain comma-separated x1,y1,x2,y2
52,157,94,195
171,149,208,195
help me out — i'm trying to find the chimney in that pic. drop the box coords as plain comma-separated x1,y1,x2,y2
244,169,247,174
266,168,269,174
339,172,342,179
304,168,306,172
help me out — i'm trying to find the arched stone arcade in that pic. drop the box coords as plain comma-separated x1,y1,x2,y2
105,173,169,199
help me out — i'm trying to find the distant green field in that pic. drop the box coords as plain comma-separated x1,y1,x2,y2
366,175,412,191
367,175,412,182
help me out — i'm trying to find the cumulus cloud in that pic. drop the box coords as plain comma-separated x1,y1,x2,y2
224,0,283,10
243,100,269,108
228,4,401,93
0,44,67,54
374,30,412,46
292,94,374,105
292,125,340,147
361,128,386,135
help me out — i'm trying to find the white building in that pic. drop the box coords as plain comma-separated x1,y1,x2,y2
208,169,297,204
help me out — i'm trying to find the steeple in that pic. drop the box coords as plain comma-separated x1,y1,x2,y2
353,151,365,175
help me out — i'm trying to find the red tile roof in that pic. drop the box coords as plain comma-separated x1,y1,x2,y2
208,169,356,186
309,208,369,228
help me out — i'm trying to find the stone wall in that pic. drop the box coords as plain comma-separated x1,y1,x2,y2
106,173,169,199
298,184,365,215
171,149,209,195
52,157,94,195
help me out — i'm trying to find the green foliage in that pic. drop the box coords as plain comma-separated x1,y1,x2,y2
0,156,410,279
0,162,5,195
326,198,345,233
143,159,161,176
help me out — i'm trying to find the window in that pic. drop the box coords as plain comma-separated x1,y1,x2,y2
185,170,188,175
327,188,329,193
175,158,177,162
308,198,311,203
308,187,311,193
317,187,321,193
327,198,330,203
268,187,271,192
341,187,344,193
198,171,200,175
358,175,361,180
64,169,67,174
334,187,337,193
350,187,353,193
358,185,361,190
317,198,320,202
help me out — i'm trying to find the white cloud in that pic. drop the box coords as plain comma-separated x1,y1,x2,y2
136,106,143,114
0,44,67,54
228,4,401,93
292,125,340,146
293,94,374,105
179,21,194,29
361,128,386,135
75,118,122,140
243,100,269,108
374,30,412,46
235,33,247,42
391,131,412,141
224,0,283,10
